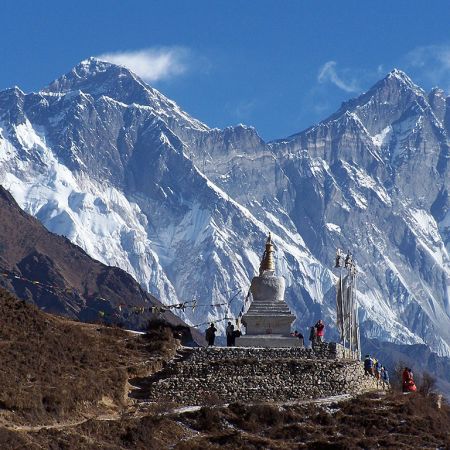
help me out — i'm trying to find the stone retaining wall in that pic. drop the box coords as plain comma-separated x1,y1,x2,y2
144,344,386,405
194,342,351,361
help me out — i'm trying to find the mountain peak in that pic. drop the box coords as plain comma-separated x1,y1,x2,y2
73,57,121,77
43,57,145,97
384,68,423,94
387,67,410,80
40,58,208,131
320,68,428,136
429,86,446,97
0,86,25,99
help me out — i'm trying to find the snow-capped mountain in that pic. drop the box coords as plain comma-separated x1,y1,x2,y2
0,59,449,360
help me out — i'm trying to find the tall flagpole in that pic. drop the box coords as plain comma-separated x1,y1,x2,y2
349,266,353,358
354,266,361,360
335,249,346,355
340,255,346,354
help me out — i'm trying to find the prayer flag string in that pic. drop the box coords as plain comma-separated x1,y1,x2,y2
0,269,243,327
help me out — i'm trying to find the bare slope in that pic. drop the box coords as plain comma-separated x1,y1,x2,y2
0,287,179,427
2,391,449,449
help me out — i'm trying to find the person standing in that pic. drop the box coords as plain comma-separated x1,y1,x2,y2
230,326,241,346
309,325,316,348
402,367,417,392
297,331,304,347
205,323,217,346
315,320,325,343
226,321,233,347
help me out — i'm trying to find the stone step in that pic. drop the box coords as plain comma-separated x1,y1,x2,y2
247,306,292,311
247,306,292,312
248,305,290,311
245,314,293,317
247,304,292,310
247,304,291,309
249,301,290,306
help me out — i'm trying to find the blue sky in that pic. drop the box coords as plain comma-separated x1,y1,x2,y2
2,0,450,140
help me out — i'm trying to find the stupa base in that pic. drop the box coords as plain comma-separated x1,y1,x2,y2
235,334,303,348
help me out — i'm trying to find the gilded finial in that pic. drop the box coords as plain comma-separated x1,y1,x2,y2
259,232,275,275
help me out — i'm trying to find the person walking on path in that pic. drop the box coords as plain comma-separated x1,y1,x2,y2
381,366,389,384
364,355,374,376
315,320,325,343
205,323,217,346
375,360,382,380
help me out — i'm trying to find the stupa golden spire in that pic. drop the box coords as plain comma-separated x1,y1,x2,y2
259,232,275,275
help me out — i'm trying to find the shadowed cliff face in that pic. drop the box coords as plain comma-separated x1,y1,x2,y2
0,60,448,362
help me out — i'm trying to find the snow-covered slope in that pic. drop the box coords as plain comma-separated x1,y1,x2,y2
0,60,449,358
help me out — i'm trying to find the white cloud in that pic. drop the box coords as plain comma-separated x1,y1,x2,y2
229,99,256,120
96,47,190,82
405,44,450,90
317,61,360,93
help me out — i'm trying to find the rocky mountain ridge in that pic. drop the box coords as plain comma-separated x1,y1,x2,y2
0,59,448,360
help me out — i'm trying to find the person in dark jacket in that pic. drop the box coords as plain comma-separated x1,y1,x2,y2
229,327,241,346
381,366,389,384
364,354,374,376
297,331,304,347
375,360,382,380
226,321,234,347
309,326,316,348
205,323,217,346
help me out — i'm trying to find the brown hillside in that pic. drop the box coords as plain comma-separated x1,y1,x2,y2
0,287,178,427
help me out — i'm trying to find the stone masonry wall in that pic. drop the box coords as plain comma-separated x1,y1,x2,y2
145,344,386,405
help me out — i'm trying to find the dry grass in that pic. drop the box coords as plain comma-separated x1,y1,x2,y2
0,288,177,425
173,391,450,449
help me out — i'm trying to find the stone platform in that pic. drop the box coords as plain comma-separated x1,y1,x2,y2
236,334,302,347
139,343,387,405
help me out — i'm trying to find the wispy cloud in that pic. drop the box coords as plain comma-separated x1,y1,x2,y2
231,99,256,120
96,47,190,82
405,44,450,90
317,61,361,93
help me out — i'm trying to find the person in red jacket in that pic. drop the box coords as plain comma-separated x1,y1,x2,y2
402,367,417,393
315,320,325,343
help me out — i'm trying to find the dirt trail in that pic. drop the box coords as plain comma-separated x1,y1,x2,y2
0,412,122,433
0,392,369,436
